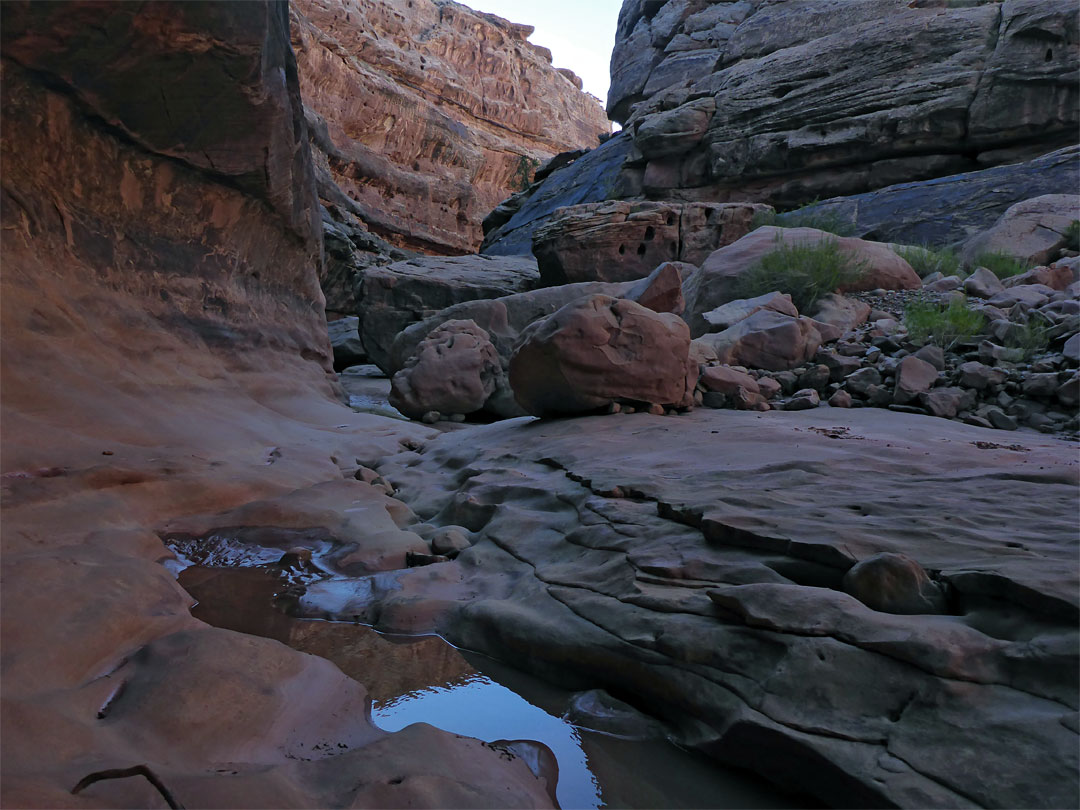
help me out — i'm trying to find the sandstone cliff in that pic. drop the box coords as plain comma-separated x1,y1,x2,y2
291,0,610,259
0,3,552,806
484,0,1079,254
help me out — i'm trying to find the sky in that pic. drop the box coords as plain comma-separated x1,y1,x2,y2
463,0,624,104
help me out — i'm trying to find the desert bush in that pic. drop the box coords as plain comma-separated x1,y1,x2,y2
1063,220,1079,252
750,204,857,237
894,244,963,279
1004,318,1052,360
904,299,985,350
736,236,867,312
971,250,1030,279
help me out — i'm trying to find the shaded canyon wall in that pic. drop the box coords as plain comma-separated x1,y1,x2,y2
291,0,611,260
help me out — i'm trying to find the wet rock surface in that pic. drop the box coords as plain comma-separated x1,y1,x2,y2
287,408,1080,809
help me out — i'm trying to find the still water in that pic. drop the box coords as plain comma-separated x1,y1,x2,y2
179,565,802,809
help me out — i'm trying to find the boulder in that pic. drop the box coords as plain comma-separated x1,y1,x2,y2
958,361,1007,391
388,279,638,381
809,294,871,335
389,321,502,420
702,292,799,333
328,316,366,371
357,255,540,372
624,261,695,315
828,389,853,408
987,284,1055,310
783,389,820,411
508,295,693,416
694,310,824,372
961,195,1080,268
845,367,883,397
842,553,948,615
1003,263,1078,291
700,366,760,397
963,267,1005,299
893,356,939,405
921,387,974,419
532,200,764,286
683,227,919,336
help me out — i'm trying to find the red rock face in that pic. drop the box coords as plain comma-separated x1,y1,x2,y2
291,0,610,254
0,3,554,807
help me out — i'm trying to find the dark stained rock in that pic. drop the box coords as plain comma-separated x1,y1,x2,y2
785,146,1080,247
482,133,636,257
328,316,366,370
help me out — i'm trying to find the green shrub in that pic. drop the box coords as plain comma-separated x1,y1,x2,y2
749,204,857,237
895,244,963,279
971,250,1030,279
904,299,985,351
1004,318,1052,360
735,236,868,312
1064,220,1079,252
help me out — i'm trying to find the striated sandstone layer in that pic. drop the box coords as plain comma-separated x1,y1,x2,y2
0,3,553,807
290,0,610,256
484,0,1079,257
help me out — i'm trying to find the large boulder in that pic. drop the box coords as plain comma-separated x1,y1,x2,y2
961,194,1080,267
357,254,539,372
389,321,502,420
508,295,693,416
532,200,764,286
693,310,824,372
683,227,919,336
703,292,798,333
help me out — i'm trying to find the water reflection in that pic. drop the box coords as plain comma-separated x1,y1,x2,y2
178,565,801,810
373,672,602,809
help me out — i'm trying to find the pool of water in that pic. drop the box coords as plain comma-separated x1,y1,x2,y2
178,565,804,809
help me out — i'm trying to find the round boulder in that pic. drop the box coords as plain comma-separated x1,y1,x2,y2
842,552,948,615
389,320,501,420
508,295,692,416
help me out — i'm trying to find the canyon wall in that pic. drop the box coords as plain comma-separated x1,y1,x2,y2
485,0,1079,254
0,2,551,807
291,0,610,259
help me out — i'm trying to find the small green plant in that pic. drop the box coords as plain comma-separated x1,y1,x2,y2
1063,219,1079,252
735,236,868,312
1004,318,1052,360
895,244,963,279
512,155,540,191
971,250,1030,279
903,299,985,350
749,202,857,237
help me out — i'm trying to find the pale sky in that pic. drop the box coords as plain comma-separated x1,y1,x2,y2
463,0,623,105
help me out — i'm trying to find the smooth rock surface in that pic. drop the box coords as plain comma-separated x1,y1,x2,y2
330,408,1080,810
961,194,1080,267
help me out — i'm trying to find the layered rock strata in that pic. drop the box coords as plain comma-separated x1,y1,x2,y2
483,1,1079,259
291,0,610,258
0,3,552,807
